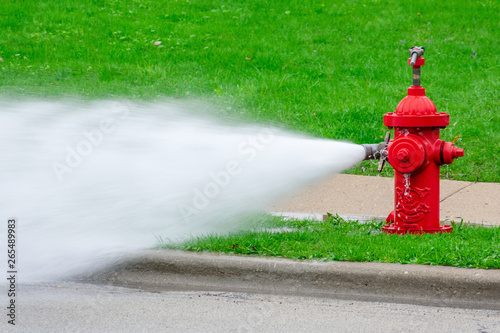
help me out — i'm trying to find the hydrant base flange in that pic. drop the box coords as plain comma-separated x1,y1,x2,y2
381,210,453,235
382,224,453,235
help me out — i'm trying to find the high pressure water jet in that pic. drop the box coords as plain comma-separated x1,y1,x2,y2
1,100,366,281
362,47,464,235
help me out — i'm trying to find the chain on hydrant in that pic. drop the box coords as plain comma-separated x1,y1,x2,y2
363,47,464,234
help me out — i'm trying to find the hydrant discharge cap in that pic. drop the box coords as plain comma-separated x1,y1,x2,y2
388,135,426,173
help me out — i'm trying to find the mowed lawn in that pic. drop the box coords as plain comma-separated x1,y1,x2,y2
163,215,500,269
1,0,498,181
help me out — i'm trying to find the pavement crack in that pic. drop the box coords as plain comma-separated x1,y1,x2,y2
440,182,475,203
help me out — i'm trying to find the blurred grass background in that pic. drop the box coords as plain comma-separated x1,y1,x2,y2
1,0,498,181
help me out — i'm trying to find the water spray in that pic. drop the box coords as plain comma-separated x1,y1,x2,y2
363,47,464,234
0,100,366,281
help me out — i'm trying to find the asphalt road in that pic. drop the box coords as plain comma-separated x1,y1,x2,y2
2,282,499,333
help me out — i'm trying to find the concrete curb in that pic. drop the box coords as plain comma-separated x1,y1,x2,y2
88,250,500,310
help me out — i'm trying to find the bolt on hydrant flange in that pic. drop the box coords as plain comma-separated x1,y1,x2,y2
362,47,464,234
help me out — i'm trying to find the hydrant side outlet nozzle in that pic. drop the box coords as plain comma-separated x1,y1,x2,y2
381,47,464,235
362,132,390,172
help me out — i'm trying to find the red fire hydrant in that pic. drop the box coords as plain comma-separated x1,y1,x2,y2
364,47,464,234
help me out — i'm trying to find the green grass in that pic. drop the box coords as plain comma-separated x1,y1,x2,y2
1,0,498,181
161,215,500,269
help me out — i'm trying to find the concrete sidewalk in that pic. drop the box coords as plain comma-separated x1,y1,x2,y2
271,174,499,226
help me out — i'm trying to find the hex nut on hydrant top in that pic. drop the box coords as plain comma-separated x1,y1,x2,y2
362,47,464,234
